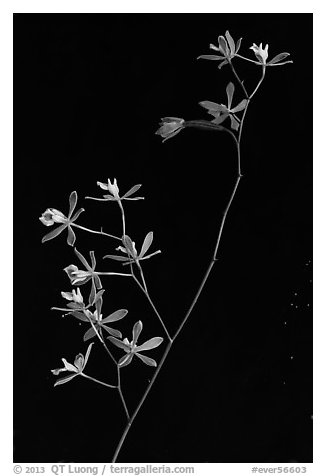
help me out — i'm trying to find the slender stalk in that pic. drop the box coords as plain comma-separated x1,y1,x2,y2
97,272,132,277
81,373,117,389
228,60,249,99
136,266,172,342
235,54,293,66
185,121,238,145
249,66,266,99
110,63,269,463
112,341,173,462
72,223,121,241
117,366,130,421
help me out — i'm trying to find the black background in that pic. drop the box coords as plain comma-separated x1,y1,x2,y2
14,13,312,463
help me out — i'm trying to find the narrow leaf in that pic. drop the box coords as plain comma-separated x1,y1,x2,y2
139,231,153,259
135,337,164,352
101,309,128,324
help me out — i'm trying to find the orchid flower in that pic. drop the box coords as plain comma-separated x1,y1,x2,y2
198,30,242,69
103,232,161,267
39,191,84,246
80,295,128,341
86,178,144,202
108,321,163,367
64,248,103,305
199,82,247,131
155,117,185,142
249,43,269,64
51,343,93,386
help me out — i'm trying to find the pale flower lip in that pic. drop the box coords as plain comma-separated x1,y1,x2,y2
51,343,94,386
39,191,84,246
249,42,269,64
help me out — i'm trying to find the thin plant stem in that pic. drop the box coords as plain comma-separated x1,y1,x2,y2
136,266,172,342
249,66,266,99
228,60,249,99
72,223,121,241
118,200,172,341
117,365,130,421
235,53,293,66
97,272,132,277
110,66,268,463
80,373,117,389
185,120,238,145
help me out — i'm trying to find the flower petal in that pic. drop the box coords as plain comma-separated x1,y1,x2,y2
231,99,247,113
68,191,78,218
118,354,133,367
107,336,131,352
211,114,228,125
54,374,78,386
139,231,153,259
197,54,226,61
135,337,163,352
230,115,240,131
41,224,66,243
101,325,122,338
71,208,85,222
90,250,96,269
235,37,242,54
83,327,97,341
218,59,228,70
268,52,290,64
62,358,78,373
83,342,94,368
218,35,228,56
74,248,91,270
67,226,76,247
199,101,227,114
226,82,235,110
122,184,142,199
101,309,128,324
135,353,157,367
97,181,109,190
132,321,143,345
102,254,130,261
225,30,235,56
71,311,89,322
